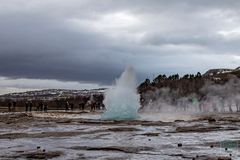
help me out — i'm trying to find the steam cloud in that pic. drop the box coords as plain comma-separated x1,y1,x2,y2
141,77,240,113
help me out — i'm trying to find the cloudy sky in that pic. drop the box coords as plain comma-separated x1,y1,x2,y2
0,0,240,94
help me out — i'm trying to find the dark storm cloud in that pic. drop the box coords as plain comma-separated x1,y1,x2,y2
0,0,240,86
0,8,123,83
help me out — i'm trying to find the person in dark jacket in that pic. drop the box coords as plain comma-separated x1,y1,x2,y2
70,103,74,111
12,101,16,112
25,102,29,112
8,102,12,112
43,103,48,112
40,102,44,111
29,102,33,112
65,101,69,111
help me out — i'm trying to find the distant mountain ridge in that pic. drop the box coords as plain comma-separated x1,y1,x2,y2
0,88,106,100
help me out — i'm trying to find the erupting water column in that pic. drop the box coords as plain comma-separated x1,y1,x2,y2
101,66,140,120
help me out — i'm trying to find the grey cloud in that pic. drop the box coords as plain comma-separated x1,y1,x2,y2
0,0,240,87
0,10,124,83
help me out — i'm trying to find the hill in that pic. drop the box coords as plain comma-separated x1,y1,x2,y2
138,66,240,107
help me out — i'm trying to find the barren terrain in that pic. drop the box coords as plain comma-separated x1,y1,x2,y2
0,111,239,159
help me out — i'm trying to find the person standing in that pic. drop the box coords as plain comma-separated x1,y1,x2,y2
43,103,48,112
39,102,43,111
65,101,69,111
70,103,74,111
29,102,33,112
8,102,12,112
12,101,16,112
25,102,29,112
79,102,84,110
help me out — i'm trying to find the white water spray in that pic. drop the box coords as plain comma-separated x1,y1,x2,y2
101,66,140,120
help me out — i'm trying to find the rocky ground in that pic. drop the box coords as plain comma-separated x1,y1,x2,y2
0,111,239,159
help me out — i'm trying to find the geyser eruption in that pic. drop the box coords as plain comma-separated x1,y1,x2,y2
101,66,140,120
